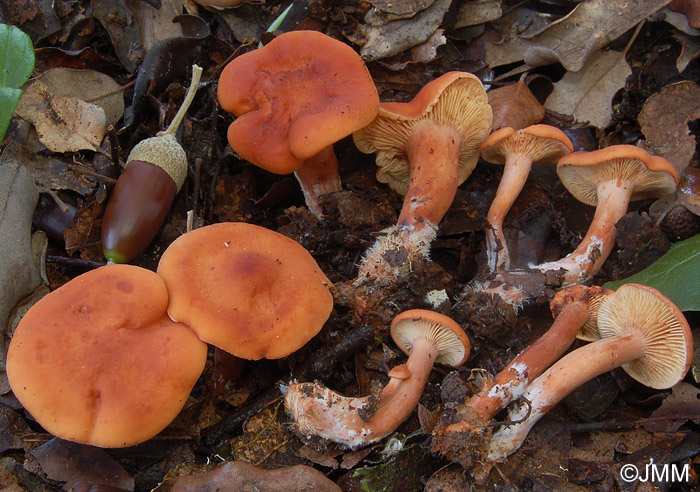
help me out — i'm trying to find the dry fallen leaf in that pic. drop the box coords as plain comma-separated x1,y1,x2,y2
642,382,700,433
544,49,631,129
455,0,502,28
638,80,700,175
360,0,451,61
670,0,700,28
126,0,184,52
488,81,545,131
30,438,134,491
170,460,342,492
33,67,124,127
16,80,107,153
486,0,671,71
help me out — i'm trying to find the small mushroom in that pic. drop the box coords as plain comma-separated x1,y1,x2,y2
217,31,379,218
480,125,573,271
432,285,611,467
156,222,333,360
488,283,693,461
284,309,470,449
6,264,208,448
353,72,492,283
534,145,678,287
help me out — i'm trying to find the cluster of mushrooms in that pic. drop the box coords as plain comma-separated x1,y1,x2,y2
5,30,694,481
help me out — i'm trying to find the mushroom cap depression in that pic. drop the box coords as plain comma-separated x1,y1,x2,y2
353,71,492,195
6,264,207,448
157,222,334,360
390,309,471,367
597,283,692,389
557,145,678,206
480,124,573,166
217,30,379,175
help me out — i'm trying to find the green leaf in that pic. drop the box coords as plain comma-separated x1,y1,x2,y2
0,23,34,89
604,233,700,311
0,86,22,142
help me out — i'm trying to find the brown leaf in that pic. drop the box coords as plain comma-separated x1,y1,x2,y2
643,382,700,433
296,444,340,469
670,0,700,28
0,160,41,345
126,0,184,52
488,81,546,131
15,80,107,153
544,49,631,128
455,0,502,28
35,68,124,127
30,438,134,491
63,200,105,262
359,0,451,61
486,0,670,71
673,33,700,73
170,460,342,492
638,80,700,175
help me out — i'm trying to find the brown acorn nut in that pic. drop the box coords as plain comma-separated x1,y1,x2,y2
101,65,202,264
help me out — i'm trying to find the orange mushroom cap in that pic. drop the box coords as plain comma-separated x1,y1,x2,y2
480,124,573,166
217,30,379,175
390,309,471,367
157,222,334,360
6,264,207,448
557,145,679,206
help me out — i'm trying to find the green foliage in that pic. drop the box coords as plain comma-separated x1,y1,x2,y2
604,233,700,311
0,23,35,142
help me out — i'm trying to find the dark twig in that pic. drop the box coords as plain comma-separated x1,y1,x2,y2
199,323,374,450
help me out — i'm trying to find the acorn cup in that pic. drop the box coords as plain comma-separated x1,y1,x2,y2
101,65,203,264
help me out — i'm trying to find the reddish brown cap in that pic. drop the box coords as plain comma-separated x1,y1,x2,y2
550,285,614,342
390,309,471,367
217,30,379,175
557,145,679,206
353,72,492,195
596,283,693,389
480,124,573,166
157,222,334,360
6,264,207,448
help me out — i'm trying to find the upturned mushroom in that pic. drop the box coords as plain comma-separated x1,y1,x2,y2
352,71,492,284
534,145,678,287
480,125,573,271
284,309,470,449
217,30,379,218
6,264,208,448
488,283,692,461
431,285,612,467
156,222,333,360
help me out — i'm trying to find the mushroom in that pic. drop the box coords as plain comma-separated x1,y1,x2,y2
217,30,379,218
352,71,492,284
6,264,208,448
479,124,573,271
431,285,612,467
284,309,470,449
156,222,333,360
534,145,678,287
488,283,693,461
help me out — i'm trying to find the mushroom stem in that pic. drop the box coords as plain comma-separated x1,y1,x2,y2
485,153,534,272
534,179,632,286
398,121,461,231
488,330,647,461
284,337,439,449
293,145,343,218
449,299,590,436
357,121,461,282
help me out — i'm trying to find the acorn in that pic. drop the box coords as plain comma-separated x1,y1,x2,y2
101,65,202,263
